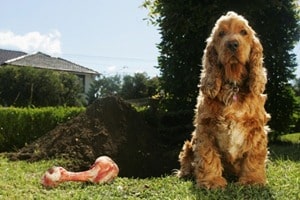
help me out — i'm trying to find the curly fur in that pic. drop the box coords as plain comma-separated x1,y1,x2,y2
177,11,270,189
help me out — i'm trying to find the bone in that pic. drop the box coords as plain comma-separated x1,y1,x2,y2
41,156,119,187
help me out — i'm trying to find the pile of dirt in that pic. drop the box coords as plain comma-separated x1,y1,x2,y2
8,96,169,177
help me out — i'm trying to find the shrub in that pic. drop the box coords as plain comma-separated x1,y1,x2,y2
0,107,85,151
0,66,84,107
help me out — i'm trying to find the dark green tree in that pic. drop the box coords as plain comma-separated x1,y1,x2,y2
144,0,300,134
146,76,160,97
87,74,121,104
121,74,137,99
0,66,83,107
120,72,160,100
59,72,84,106
87,72,160,102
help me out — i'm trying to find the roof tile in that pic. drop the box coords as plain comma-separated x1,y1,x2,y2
5,52,99,75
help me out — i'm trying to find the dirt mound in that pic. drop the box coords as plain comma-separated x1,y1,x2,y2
8,96,166,177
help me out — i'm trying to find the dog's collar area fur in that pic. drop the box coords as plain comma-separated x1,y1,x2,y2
226,80,240,101
228,81,239,93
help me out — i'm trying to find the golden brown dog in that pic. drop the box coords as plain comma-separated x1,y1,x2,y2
177,11,270,189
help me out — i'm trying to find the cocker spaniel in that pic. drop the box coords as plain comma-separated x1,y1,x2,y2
177,11,270,189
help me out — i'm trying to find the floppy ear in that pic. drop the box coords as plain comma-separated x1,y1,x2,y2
248,37,267,95
200,39,222,98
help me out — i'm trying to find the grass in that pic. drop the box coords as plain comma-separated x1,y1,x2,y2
0,135,299,200
277,133,300,144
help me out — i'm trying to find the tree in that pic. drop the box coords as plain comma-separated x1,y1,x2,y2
291,78,300,132
0,66,83,107
146,76,160,97
87,73,160,103
144,0,300,134
293,78,300,96
121,73,150,99
120,72,160,100
59,72,85,106
87,74,121,104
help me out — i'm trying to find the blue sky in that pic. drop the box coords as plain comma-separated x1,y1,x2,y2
0,0,161,77
0,0,299,77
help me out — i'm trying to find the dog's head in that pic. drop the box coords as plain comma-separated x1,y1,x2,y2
206,11,263,85
203,11,267,94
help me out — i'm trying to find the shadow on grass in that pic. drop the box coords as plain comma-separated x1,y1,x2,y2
190,183,274,200
182,142,299,199
269,142,300,161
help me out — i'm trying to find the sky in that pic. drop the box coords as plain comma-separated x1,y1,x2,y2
0,0,161,77
0,0,299,78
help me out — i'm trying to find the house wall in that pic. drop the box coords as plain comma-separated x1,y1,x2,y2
75,73,97,103
84,74,97,94
75,73,97,95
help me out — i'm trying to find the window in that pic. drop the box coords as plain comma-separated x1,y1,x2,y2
76,74,85,93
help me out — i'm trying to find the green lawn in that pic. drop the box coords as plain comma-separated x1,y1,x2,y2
278,133,300,144
0,135,299,200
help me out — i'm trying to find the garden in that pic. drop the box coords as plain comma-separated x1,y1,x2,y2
0,1,299,199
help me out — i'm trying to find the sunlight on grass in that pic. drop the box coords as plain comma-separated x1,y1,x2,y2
267,159,300,198
278,133,300,144
0,141,299,199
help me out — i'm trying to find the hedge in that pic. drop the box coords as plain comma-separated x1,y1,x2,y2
0,107,85,152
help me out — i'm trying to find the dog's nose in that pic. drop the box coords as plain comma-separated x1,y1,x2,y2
227,40,239,52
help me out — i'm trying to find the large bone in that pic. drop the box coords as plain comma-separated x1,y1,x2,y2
41,156,119,187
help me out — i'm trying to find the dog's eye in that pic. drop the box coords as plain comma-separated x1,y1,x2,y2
240,29,248,36
218,31,226,37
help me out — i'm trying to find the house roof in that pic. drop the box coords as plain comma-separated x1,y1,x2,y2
0,49,27,65
5,52,100,75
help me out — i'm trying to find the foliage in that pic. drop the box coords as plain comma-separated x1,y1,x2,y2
0,140,299,199
59,73,85,106
258,1,300,135
87,73,160,104
0,106,85,151
120,73,159,100
291,78,300,132
87,74,122,104
293,78,300,96
143,0,300,134
0,66,84,107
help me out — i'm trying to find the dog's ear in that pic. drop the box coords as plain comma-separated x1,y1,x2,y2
248,37,267,95
200,40,222,98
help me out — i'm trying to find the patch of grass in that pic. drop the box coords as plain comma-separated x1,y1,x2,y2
1,135,299,200
278,133,300,144
267,158,300,199
0,144,299,200
269,143,300,161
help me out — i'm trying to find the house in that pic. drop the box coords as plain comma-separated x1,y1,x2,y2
0,49,100,95
0,49,27,65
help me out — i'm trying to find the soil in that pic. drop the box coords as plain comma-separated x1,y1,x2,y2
8,96,174,178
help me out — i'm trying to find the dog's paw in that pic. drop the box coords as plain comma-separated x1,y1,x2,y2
238,176,266,186
196,176,227,189
175,169,192,179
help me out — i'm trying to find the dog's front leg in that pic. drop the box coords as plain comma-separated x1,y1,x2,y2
238,127,268,186
238,152,267,186
193,134,227,189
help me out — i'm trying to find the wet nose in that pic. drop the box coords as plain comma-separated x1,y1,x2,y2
227,40,239,52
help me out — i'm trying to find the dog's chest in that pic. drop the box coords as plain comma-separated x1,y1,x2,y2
216,122,244,160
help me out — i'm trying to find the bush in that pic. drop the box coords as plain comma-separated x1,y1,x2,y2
0,66,85,107
0,107,85,152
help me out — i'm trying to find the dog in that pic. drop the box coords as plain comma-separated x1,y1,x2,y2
177,11,270,189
